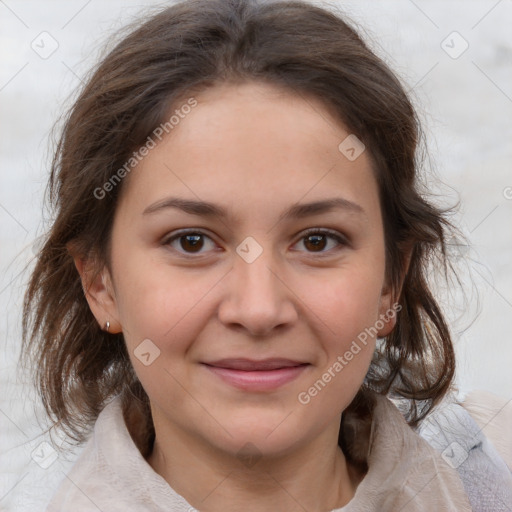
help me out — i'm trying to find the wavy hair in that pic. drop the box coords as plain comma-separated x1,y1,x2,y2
21,0,467,470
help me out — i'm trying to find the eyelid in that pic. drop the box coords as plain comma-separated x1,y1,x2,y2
299,227,348,244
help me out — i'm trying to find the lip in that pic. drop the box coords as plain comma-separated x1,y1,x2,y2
202,358,310,391
205,358,307,371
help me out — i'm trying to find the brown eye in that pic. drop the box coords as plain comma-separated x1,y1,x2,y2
179,233,204,252
295,229,348,254
164,230,217,256
303,233,328,252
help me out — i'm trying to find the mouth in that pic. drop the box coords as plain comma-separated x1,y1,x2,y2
201,358,310,391
204,358,308,371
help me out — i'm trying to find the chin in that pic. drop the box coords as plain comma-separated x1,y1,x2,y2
203,414,306,461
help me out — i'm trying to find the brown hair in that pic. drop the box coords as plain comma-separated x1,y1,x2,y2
21,0,467,469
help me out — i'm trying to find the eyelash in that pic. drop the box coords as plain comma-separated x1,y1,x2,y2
162,228,349,258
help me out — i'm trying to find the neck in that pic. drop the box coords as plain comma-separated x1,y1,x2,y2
146,413,364,512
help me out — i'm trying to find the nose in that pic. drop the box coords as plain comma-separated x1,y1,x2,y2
217,249,298,337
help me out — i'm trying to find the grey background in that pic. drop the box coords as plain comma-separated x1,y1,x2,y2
1,0,511,510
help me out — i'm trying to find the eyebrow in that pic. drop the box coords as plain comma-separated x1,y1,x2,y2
142,196,367,222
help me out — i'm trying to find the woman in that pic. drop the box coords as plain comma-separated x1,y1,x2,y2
21,0,512,510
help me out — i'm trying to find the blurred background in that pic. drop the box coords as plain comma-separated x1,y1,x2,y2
1,0,511,510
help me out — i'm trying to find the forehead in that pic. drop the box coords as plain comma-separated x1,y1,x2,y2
117,81,381,226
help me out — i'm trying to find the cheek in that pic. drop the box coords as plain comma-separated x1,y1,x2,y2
113,260,216,405
309,266,383,339
295,300,376,428
300,267,382,390
112,248,215,355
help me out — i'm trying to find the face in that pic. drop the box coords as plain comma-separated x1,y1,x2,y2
82,81,397,458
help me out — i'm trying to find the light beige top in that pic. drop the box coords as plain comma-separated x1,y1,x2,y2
46,393,472,511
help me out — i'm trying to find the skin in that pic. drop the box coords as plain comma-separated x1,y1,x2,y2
76,81,404,511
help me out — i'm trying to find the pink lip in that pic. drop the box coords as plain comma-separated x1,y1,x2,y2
202,359,310,391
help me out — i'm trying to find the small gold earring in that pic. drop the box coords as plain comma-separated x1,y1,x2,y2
105,321,110,332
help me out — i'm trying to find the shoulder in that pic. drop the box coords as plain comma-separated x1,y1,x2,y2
417,391,512,512
45,396,193,512
339,393,473,511
45,397,131,512
460,389,512,470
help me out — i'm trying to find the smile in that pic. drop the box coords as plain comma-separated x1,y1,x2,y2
202,359,310,391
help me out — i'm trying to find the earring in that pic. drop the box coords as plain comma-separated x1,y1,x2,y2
105,320,110,332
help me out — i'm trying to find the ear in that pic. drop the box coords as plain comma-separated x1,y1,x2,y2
377,246,413,337
71,249,122,334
